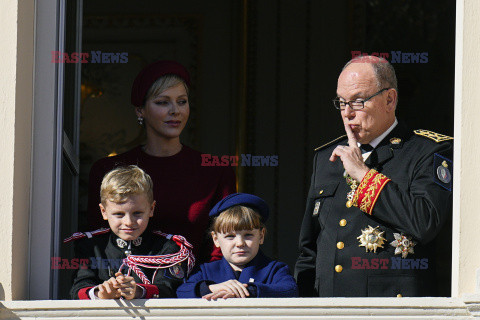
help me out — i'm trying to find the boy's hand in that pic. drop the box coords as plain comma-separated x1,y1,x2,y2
114,272,139,300
208,280,249,298
202,290,236,300
96,277,121,299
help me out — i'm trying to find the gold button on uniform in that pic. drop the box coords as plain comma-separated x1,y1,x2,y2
339,219,347,227
319,190,324,195
396,294,402,298
336,242,344,249
335,265,343,273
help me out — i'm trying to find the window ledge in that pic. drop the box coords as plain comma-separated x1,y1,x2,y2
1,297,479,319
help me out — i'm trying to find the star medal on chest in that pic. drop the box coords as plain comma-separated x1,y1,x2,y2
344,172,358,208
390,233,416,258
357,225,386,253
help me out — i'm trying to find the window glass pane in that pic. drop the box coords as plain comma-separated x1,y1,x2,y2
57,157,77,299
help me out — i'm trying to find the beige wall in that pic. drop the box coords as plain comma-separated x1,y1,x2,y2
0,0,34,300
452,0,480,296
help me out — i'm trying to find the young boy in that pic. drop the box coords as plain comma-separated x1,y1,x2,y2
176,193,298,299
65,165,194,299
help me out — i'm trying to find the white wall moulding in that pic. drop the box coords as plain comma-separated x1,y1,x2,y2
0,297,478,319
464,294,480,318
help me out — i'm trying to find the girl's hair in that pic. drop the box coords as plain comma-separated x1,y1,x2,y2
211,205,266,234
144,74,188,104
100,165,154,205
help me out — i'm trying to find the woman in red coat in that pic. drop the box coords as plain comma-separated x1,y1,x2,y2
87,60,236,263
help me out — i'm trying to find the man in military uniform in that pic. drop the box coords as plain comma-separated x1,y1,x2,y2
295,56,453,297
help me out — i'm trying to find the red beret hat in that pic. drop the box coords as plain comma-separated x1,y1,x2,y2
131,60,191,107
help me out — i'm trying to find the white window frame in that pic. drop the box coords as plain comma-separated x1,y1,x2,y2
29,0,82,299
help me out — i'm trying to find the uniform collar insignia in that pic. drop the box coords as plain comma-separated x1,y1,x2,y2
116,238,127,248
390,137,401,144
133,237,142,246
115,237,142,249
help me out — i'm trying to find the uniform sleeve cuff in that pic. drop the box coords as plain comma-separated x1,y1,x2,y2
137,285,146,298
246,284,257,297
137,284,160,298
77,286,95,300
88,286,98,300
353,169,391,215
197,281,214,297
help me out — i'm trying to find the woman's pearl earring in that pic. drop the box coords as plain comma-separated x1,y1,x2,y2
137,117,144,126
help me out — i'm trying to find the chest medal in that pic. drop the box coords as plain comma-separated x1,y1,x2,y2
390,233,416,258
357,225,386,253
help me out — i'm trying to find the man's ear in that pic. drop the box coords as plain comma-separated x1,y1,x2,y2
211,231,220,248
99,203,108,220
385,88,397,112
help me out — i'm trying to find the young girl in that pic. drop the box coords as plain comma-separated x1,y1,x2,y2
177,193,298,299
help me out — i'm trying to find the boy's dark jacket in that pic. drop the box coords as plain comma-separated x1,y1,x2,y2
176,251,298,298
70,229,186,299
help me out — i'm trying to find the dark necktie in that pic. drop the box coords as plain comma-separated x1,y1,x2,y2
360,144,374,154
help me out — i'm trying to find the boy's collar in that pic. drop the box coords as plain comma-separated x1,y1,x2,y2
110,230,151,251
115,236,143,248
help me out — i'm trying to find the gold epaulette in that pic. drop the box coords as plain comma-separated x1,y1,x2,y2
314,135,347,152
413,129,453,143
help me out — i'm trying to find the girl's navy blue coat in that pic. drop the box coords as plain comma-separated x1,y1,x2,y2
177,251,298,298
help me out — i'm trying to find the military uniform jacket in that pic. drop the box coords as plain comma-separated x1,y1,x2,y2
176,251,298,298
295,121,453,297
70,230,187,299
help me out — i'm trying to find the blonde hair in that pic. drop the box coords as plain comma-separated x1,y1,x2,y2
211,206,266,234
100,165,154,205
144,74,189,104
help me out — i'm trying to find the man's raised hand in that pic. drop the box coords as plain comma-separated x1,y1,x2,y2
329,120,369,182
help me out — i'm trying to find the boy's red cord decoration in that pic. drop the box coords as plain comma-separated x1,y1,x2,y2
120,232,195,285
